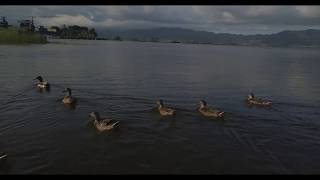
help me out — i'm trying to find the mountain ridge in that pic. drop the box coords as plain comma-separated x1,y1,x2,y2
97,27,320,47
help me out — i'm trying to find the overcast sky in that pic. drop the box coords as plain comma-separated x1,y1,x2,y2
1,6,320,34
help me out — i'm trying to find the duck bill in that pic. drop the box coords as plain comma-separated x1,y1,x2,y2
263,102,272,106
218,112,224,117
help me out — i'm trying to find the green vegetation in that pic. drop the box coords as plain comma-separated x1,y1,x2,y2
0,27,47,44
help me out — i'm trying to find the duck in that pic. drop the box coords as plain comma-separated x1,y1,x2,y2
198,100,224,118
246,93,272,106
34,76,50,89
156,99,176,116
89,112,120,131
62,88,76,104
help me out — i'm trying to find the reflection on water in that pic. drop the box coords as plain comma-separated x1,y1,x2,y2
36,87,50,93
0,157,11,174
63,103,76,110
63,101,78,110
0,40,320,174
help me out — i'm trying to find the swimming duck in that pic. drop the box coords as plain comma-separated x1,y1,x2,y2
34,76,50,89
198,100,224,118
89,112,120,131
62,88,76,104
156,100,176,116
247,93,272,106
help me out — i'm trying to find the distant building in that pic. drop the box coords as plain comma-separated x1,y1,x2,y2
0,16,8,28
59,25,97,39
38,26,48,34
44,26,58,36
27,23,98,40
19,20,35,32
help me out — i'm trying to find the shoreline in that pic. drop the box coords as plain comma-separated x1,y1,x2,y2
47,37,320,49
1,33,319,49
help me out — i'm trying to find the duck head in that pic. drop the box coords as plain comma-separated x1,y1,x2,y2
156,99,164,107
34,76,43,82
89,112,100,121
199,100,207,108
62,88,72,96
248,93,255,100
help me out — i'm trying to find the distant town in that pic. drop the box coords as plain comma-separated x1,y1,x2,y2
0,16,98,40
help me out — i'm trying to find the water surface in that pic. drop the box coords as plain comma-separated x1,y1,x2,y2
0,40,320,174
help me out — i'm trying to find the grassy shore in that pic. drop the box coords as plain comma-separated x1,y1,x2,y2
0,27,47,44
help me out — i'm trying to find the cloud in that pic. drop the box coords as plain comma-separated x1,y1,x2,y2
221,11,237,23
37,14,94,27
1,6,320,34
295,6,320,18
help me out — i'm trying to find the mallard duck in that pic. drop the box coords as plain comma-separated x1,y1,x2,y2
198,100,224,118
156,100,176,116
34,76,50,89
62,88,76,104
247,93,272,106
89,112,120,131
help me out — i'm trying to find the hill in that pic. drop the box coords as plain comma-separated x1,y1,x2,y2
97,27,320,47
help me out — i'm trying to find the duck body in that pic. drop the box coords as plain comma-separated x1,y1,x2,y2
199,107,225,118
247,93,272,106
158,106,176,116
157,100,176,116
247,99,272,106
198,100,224,118
90,112,119,132
34,76,50,89
62,96,75,104
62,88,76,104
94,119,120,131
37,81,50,89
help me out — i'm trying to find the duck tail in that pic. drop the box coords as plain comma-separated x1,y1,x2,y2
263,101,272,106
112,121,120,128
172,110,176,115
0,153,7,159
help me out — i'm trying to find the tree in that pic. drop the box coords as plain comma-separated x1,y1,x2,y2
89,28,97,38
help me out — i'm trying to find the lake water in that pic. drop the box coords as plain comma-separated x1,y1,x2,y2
0,40,320,174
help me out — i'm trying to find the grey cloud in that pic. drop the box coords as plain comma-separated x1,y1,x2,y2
0,6,320,34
